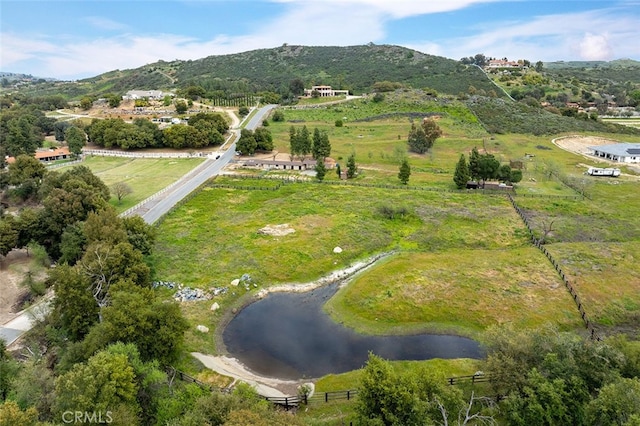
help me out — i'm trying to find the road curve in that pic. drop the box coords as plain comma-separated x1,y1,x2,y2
122,104,278,224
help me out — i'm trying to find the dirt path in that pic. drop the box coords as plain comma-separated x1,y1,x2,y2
552,135,640,176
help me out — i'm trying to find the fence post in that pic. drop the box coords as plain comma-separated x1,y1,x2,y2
347,390,350,400
325,392,328,402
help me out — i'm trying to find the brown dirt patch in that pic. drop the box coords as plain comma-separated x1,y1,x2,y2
0,250,31,324
553,135,640,176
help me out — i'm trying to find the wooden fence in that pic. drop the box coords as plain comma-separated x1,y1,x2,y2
506,194,600,340
168,365,493,410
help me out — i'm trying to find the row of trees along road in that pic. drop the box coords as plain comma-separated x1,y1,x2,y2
454,146,523,189
86,112,229,150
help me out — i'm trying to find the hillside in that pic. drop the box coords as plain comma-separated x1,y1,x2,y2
10,44,500,100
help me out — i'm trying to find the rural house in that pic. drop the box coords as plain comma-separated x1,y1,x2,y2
589,143,640,163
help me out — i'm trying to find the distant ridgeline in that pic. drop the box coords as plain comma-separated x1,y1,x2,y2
12,44,501,100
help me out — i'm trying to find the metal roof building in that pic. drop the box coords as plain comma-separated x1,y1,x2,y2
588,143,640,163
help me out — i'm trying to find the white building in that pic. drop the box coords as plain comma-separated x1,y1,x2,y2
122,90,172,100
303,85,349,97
589,143,640,164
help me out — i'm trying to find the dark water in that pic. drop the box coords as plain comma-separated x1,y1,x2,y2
223,284,483,379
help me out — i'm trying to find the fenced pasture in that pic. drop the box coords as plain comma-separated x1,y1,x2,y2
57,156,205,211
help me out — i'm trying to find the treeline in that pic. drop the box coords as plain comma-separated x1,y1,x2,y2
86,112,229,150
357,325,640,425
0,104,57,157
0,162,299,425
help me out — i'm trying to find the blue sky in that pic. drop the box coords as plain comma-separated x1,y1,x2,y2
1,0,639,81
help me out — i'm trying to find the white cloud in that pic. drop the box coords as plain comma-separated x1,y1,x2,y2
578,33,613,61
271,0,500,19
410,8,639,62
1,1,638,80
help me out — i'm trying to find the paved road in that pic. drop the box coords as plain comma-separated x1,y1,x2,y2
123,104,277,224
0,297,51,346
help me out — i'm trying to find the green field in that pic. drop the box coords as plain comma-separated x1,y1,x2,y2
58,156,205,211
143,95,640,388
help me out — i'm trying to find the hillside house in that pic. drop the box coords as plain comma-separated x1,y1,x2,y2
122,90,171,100
589,143,640,164
485,59,521,69
303,85,349,98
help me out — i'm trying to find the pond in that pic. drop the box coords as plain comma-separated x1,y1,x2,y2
223,283,483,379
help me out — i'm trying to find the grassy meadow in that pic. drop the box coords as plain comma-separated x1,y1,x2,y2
58,156,204,212
143,93,640,384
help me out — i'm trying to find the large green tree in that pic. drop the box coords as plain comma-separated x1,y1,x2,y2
407,122,428,154
65,126,86,155
236,129,257,155
50,264,99,341
311,128,331,160
454,153,470,189
54,349,138,422
468,147,481,181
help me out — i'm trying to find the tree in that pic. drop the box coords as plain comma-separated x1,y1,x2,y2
0,401,38,426
94,284,188,364
299,125,311,159
80,97,93,110
357,353,470,426
398,159,411,184
407,123,429,154
80,241,150,321
65,126,86,155
271,110,284,122
0,340,19,402
311,128,331,161
236,129,257,155
122,215,156,256
346,153,357,179
315,160,326,182
174,100,188,114
254,127,273,152
469,146,480,180
497,164,512,182
9,359,55,420
587,377,640,425
53,121,71,141
8,154,46,186
510,169,523,184
110,182,133,205
54,349,138,420
289,78,305,97
422,118,443,150
238,105,250,117
477,154,500,184
106,94,121,108
163,124,207,149
0,217,18,257
454,154,470,189
49,264,98,341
